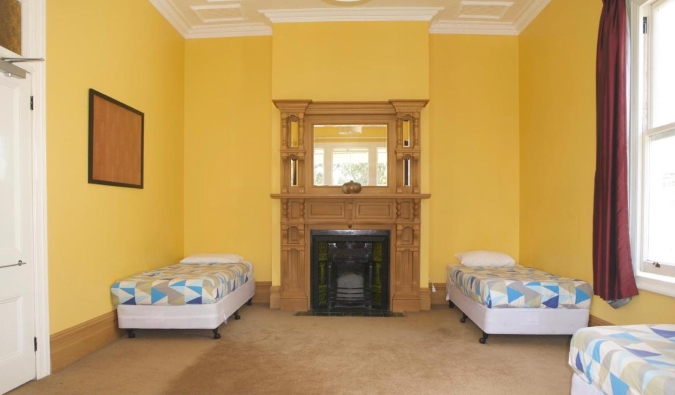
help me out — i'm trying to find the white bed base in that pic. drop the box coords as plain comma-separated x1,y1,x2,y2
571,373,606,395
445,280,589,342
117,277,255,337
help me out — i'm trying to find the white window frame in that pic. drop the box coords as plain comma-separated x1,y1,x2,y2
629,0,675,297
313,142,388,187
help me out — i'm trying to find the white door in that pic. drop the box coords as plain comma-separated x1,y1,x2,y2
0,71,36,393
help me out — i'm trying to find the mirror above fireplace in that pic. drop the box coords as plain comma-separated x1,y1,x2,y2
273,99,427,196
313,124,388,187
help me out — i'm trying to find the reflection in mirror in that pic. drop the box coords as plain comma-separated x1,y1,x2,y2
313,125,387,186
289,119,299,148
403,120,411,148
290,158,298,186
404,158,411,187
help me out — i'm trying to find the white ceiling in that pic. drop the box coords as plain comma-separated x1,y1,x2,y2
150,0,551,39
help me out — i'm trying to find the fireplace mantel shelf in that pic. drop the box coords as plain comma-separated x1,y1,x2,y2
271,194,431,200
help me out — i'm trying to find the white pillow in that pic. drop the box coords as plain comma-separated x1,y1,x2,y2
180,253,244,264
454,250,516,267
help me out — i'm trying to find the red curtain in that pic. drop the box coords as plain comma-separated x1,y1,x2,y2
593,0,638,304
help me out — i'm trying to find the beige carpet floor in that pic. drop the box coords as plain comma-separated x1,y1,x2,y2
10,304,575,395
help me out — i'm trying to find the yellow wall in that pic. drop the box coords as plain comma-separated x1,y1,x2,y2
183,23,522,293
428,35,521,282
47,0,185,333
46,0,675,333
272,22,429,101
270,22,430,285
183,37,273,281
519,0,675,324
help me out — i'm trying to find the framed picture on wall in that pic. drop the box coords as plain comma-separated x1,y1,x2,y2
88,89,144,189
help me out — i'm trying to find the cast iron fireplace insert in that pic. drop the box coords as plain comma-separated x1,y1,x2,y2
310,230,390,312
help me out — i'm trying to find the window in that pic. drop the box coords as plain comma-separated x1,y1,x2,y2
377,147,387,186
313,145,388,187
312,124,388,188
314,149,324,185
630,0,675,296
332,148,369,186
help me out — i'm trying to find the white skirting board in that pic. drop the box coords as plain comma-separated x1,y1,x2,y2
571,373,606,395
117,277,256,330
445,280,589,335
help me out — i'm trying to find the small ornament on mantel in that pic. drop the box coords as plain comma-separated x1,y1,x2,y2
341,180,362,194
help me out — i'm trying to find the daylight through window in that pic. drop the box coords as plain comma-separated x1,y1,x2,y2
631,0,675,293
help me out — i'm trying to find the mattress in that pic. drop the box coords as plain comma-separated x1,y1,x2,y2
569,325,675,395
111,262,252,306
447,265,592,309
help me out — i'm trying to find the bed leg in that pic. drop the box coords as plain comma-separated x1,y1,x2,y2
479,332,489,344
212,328,221,340
448,301,455,308
246,298,252,306
234,310,241,320
460,313,468,323
127,329,136,339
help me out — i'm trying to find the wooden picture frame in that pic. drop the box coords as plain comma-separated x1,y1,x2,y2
88,89,144,189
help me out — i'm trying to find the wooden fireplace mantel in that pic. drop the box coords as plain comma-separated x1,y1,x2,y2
271,100,430,312
271,194,431,200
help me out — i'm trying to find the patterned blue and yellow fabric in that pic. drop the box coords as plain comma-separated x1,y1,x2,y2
570,325,675,395
448,265,592,309
111,262,252,306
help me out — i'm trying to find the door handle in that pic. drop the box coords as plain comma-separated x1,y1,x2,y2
0,260,27,269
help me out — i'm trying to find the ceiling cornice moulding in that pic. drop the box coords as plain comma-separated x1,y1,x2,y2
429,20,518,36
185,23,273,39
258,7,443,23
150,0,191,37
149,0,552,39
513,0,551,33
150,0,272,38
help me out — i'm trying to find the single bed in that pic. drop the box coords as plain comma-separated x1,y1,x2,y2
445,264,592,343
111,260,255,339
569,324,675,395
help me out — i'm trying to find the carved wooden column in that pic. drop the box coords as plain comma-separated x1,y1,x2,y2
274,100,311,311
280,198,307,310
392,100,425,195
391,100,427,312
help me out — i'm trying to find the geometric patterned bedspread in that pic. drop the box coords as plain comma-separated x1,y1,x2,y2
447,265,592,309
569,325,675,395
111,262,252,306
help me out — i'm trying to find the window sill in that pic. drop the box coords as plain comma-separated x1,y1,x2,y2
635,273,675,298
